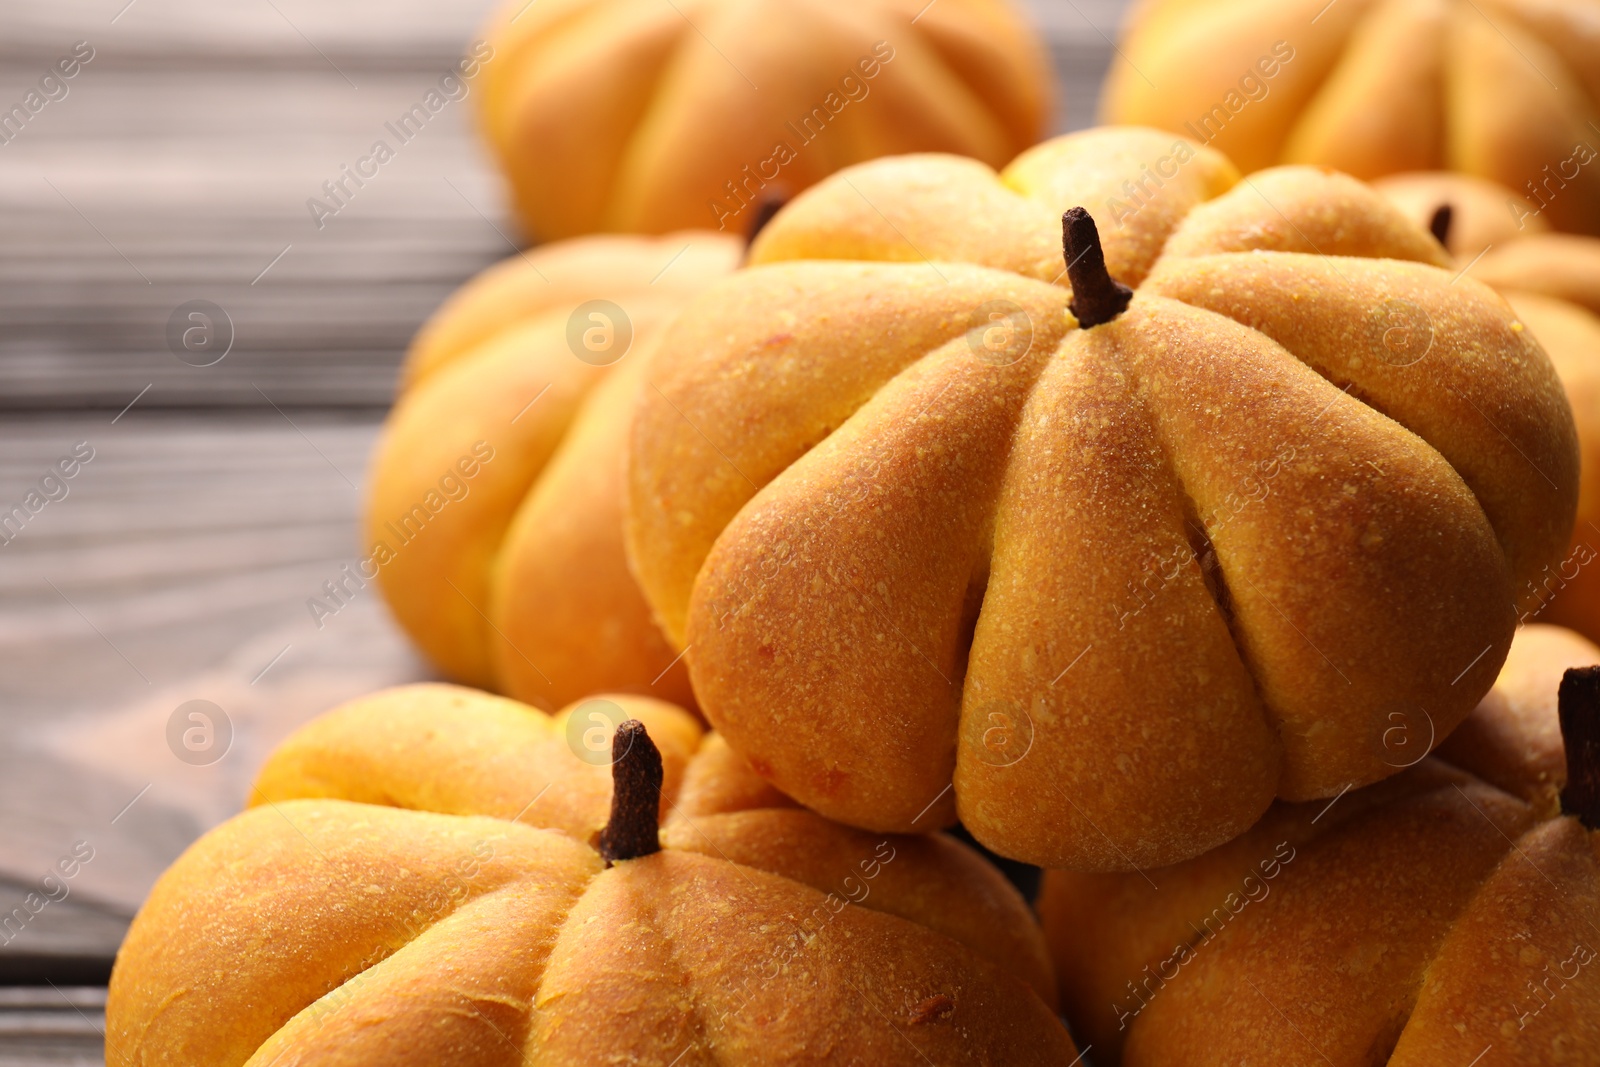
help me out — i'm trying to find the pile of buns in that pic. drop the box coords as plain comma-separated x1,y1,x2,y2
107,1,1600,1062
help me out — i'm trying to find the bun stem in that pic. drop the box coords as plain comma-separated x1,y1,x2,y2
1429,203,1453,250
597,719,664,864
744,191,789,252
1559,666,1600,829
1063,207,1133,329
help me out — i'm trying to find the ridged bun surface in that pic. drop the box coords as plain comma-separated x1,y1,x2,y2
108,686,1073,1065
627,127,1579,870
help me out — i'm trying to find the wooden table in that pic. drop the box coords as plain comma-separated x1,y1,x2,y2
0,0,1123,1058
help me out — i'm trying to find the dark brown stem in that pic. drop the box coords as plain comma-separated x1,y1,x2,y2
1429,204,1453,250
1559,666,1600,830
1063,207,1133,329
596,720,663,864
744,190,789,250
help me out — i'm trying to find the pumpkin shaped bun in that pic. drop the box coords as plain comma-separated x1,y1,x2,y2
474,0,1053,241
1377,172,1600,644
1039,622,1600,1066
626,126,1580,870
1374,171,1600,315
365,232,742,709
1102,0,1600,236
108,686,1075,1065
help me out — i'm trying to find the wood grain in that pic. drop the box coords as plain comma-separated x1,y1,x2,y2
0,987,104,1067
0,0,1116,409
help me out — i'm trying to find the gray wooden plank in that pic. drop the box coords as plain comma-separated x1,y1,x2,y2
0,989,104,1067
0,888,126,984
0,0,509,409
1,0,1124,61
0,0,1122,409
0,0,496,64
0,411,386,694
0,61,513,408
0,994,109,1064
0,414,426,925
1052,39,1117,136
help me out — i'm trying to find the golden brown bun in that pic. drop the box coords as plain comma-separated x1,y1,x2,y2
402,235,741,390
627,128,1579,870
365,232,740,704
1502,295,1600,642
1103,0,1382,175
1381,183,1600,645
1373,171,1600,315
1376,174,1600,642
475,0,1053,240
250,683,705,841
1373,170,1549,260
1437,622,1599,815
1478,235,1600,318
1040,624,1600,1066
745,130,1241,290
110,687,1073,1065
1391,816,1600,1066
1157,165,1451,266
1104,0,1600,235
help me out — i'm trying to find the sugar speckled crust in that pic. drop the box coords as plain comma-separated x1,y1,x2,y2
1393,818,1600,1067
1376,174,1600,647
1039,624,1600,1067
626,128,1579,870
109,687,1072,1066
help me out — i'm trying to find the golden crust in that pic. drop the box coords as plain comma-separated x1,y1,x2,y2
1039,625,1600,1066
1002,126,1241,286
530,850,1072,1065
251,685,705,842
628,258,1074,650
1477,236,1600,319
112,800,600,1066
1104,0,1380,174
1039,760,1476,1059
111,686,1072,1065
1376,175,1600,643
1373,170,1550,261
627,130,1579,869
1104,0,1600,235
658,810,1058,1008
1393,818,1600,1067
1142,253,1574,595
402,232,738,389
1372,173,1600,316
366,231,739,701
1121,776,1539,1065
486,350,695,704
1159,165,1451,267
1507,295,1600,642
474,0,1053,240
1439,624,1600,815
